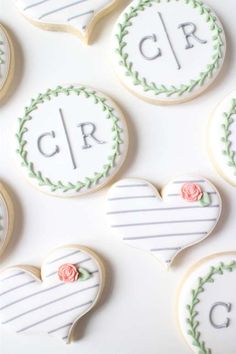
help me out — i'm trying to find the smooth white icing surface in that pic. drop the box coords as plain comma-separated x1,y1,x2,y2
16,85,128,197
111,0,226,103
0,246,103,343
106,176,221,268
15,0,116,40
0,25,11,92
208,91,236,186
178,253,236,354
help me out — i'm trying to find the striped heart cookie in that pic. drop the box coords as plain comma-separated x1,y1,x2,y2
106,176,222,269
0,182,14,259
15,0,118,44
0,245,104,343
0,24,14,101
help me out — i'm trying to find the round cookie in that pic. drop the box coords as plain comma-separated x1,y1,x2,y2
15,0,119,44
177,252,236,354
16,85,128,197
111,0,226,104
0,182,14,259
0,24,14,102
208,91,236,187
106,176,222,269
0,245,105,344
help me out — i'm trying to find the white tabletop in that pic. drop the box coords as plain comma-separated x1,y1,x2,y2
0,0,236,353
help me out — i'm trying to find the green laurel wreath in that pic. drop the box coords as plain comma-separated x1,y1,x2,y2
16,85,124,193
186,261,236,354
115,0,224,97
221,99,236,176
0,39,4,65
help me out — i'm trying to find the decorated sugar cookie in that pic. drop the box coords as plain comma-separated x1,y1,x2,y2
177,252,236,354
0,183,14,258
16,85,128,197
0,24,14,101
208,91,236,187
0,245,104,343
15,0,118,44
106,176,221,269
112,0,226,104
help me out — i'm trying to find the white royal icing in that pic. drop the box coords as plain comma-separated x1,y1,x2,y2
16,85,128,197
0,246,103,343
0,25,11,93
111,0,226,104
15,0,117,42
106,176,222,268
178,253,236,354
208,91,236,187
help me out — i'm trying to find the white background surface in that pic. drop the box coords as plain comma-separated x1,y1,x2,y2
0,1,236,353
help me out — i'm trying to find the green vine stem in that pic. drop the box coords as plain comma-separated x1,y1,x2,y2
0,39,4,65
221,99,236,176
16,85,124,193
186,261,236,354
115,0,224,97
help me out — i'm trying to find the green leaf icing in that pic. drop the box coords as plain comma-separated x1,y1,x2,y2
199,192,210,207
186,261,236,354
16,85,124,193
115,0,224,98
0,37,5,67
221,99,236,176
79,267,91,281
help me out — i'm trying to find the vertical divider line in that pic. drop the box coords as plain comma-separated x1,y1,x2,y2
158,11,181,70
59,108,77,170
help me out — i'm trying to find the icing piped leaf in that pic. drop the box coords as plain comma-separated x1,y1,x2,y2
200,192,211,207
79,267,91,281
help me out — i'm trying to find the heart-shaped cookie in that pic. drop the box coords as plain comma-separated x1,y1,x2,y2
0,182,14,258
177,252,236,354
106,176,221,269
0,245,104,343
15,0,118,44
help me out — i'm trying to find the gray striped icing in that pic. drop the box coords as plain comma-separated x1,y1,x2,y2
111,219,217,228
24,0,51,11
38,0,88,20
68,10,94,22
17,301,93,333
107,178,221,265
2,284,99,324
0,248,102,341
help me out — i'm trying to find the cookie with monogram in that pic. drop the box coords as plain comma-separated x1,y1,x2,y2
16,85,128,197
0,245,105,343
208,91,236,187
0,182,14,259
177,252,236,354
0,24,14,102
112,0,226,104
106,176,221,269
15,0,119,44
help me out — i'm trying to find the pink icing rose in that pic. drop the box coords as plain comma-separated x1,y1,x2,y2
58,264,79,283
181,183,203,202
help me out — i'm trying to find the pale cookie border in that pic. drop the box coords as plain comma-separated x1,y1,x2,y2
0,182,14,258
